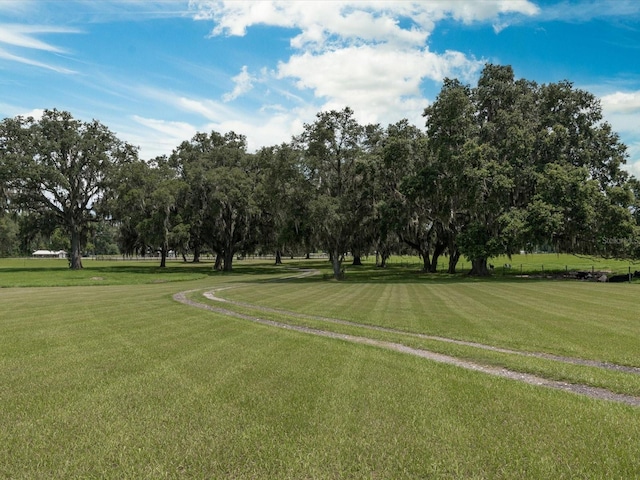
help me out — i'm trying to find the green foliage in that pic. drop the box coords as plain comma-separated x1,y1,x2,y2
254,144,314,260
1,64,639,275
0,110,137,269
170,131,261,270
0,215,19,256
295,107,371,278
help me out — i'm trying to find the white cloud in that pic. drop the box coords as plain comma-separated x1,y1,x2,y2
21,108,45,120
191,1,540,43
626,156,640,178
222,65,255,102
188,1,536,137
277,45,482,129
126,104,312,158
0,24,80,73
127,84,239,124
0,1,41,19
120,83,313,156
80,0,537,158
596,91,640,178
175,96,238,123
600,91,640,114
191,1,296,35
0,24,78,52
0,47,76,74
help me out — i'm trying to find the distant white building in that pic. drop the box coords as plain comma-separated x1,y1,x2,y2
32,250,67,259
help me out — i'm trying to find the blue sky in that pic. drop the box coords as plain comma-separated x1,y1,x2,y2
1,0,639,176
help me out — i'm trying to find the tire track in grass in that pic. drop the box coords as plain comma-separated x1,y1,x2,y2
201,287,640,376
173,274,640,407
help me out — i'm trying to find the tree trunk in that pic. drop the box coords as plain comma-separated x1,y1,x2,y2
160,246,167,268
275,250,282,265
421,251,431,272
192,245,201,263
214,253,223,271
469,257,490,276
447,248,461,274
223,249,234,272
69,228,83,270
380,252,389,268
352,254,362,266
429,243,446,273
331,248,343,280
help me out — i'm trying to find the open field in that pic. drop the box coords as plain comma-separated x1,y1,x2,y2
1,257,639,478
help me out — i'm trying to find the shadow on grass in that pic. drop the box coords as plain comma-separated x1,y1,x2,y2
237,260,640,286
234,261,537,286
3,258,638,287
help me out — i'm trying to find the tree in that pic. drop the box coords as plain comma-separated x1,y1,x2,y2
448,65,634,274
255,143,312,264
295,107,366,279
171,131,260,271
0,109,137,269
455,65,537,275
169,132,212,263
111,159,152,259
524,80,634,256
377,120,435,271
422,79,477,273
111,157,186,267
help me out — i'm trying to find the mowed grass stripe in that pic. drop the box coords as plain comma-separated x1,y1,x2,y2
230,279,640,362
194,282,640,397
464,282,640,362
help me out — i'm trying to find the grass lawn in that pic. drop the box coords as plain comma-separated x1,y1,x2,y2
1,257,639,478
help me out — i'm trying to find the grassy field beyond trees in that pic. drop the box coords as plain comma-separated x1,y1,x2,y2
1,257,639,478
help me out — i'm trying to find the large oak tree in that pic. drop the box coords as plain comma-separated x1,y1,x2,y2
295,107,367,279
0,109,137,269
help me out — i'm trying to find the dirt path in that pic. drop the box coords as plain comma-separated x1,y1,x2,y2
173,272,640,407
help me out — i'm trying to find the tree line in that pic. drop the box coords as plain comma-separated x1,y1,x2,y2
2,64,639,277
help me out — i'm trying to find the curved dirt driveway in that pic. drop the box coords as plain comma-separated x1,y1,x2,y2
173,271,640,407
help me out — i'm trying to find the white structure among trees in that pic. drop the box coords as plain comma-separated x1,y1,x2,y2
32,250,67,259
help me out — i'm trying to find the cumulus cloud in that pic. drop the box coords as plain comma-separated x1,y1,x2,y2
277,44,483,128
600,91,640,114
101,0,541,159
599,93,640,177
188,1,538,137
191,1,539,43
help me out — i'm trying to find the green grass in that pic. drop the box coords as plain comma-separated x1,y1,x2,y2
223,275,640,361
0,258,218,287
1,258,639,478
374,251,640,275
192,283,640,398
